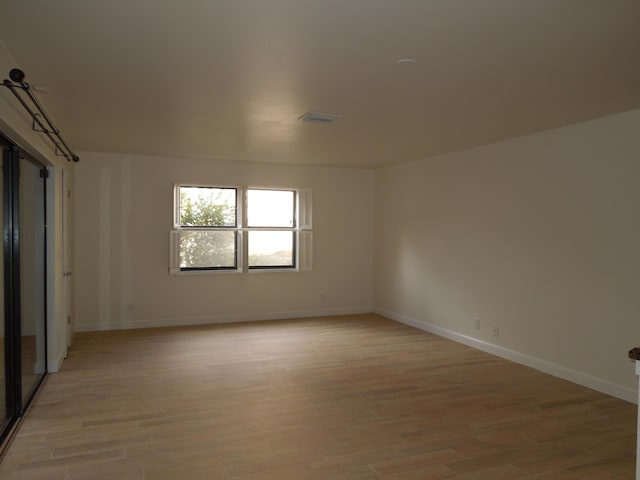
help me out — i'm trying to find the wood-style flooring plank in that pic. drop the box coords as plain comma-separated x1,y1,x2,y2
0,314,635,479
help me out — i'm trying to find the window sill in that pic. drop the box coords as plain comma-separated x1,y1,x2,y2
169,269,242,276
248,268,309,274
169,268,312,276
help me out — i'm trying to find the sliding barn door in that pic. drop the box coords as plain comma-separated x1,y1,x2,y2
1,139,7,437
18,155,47,408
0,136,47,446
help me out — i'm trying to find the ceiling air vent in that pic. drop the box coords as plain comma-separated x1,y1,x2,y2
299,111,340,123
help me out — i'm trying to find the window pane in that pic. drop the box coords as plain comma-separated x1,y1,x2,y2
179,230,236,269
249,231,294,268
247,190,294,227
180,187,236,227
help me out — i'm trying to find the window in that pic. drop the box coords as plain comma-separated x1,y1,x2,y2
170,185,312,273
247,189,295,268
175,186,239,270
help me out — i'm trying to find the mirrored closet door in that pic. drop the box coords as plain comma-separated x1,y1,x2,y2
1,135,47,446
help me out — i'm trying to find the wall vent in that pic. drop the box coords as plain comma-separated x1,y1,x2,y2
299,111,340,123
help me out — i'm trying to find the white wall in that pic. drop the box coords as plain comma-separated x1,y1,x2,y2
374,109,640,402
74,152,374,331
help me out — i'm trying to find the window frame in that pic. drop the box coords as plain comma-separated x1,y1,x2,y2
245,188,296,270
172,184,242,273
175,185,239,229
170,184,312,275
173,185,241,272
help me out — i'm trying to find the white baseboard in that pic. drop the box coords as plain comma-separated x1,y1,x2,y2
374,307,637,404
47,349,65,373
74,306,373,332
33,359,46,375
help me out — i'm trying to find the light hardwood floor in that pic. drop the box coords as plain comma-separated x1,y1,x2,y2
0,314,636,479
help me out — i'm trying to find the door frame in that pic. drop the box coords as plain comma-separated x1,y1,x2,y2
61,169,72,356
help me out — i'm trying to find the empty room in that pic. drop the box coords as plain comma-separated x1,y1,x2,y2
1,1,640,479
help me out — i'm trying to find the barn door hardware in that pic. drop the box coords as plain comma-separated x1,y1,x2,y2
2,68,79,162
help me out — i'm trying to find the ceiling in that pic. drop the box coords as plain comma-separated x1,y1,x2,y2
1,0,639,169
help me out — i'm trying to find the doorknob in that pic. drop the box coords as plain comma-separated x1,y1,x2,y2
63,271,72,277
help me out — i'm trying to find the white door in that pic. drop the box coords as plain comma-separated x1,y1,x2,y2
62,169,72,355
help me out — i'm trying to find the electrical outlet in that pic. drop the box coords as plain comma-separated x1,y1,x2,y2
493,326,500,337
473,317,481,329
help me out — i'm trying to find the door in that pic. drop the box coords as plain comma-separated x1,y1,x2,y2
18,155,47,408
1,139,7,437
0,135,48,446
62,169,72,356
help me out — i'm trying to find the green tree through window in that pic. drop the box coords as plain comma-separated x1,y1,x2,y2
178,187,237,269
171,185,312,273
179,188,235,227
